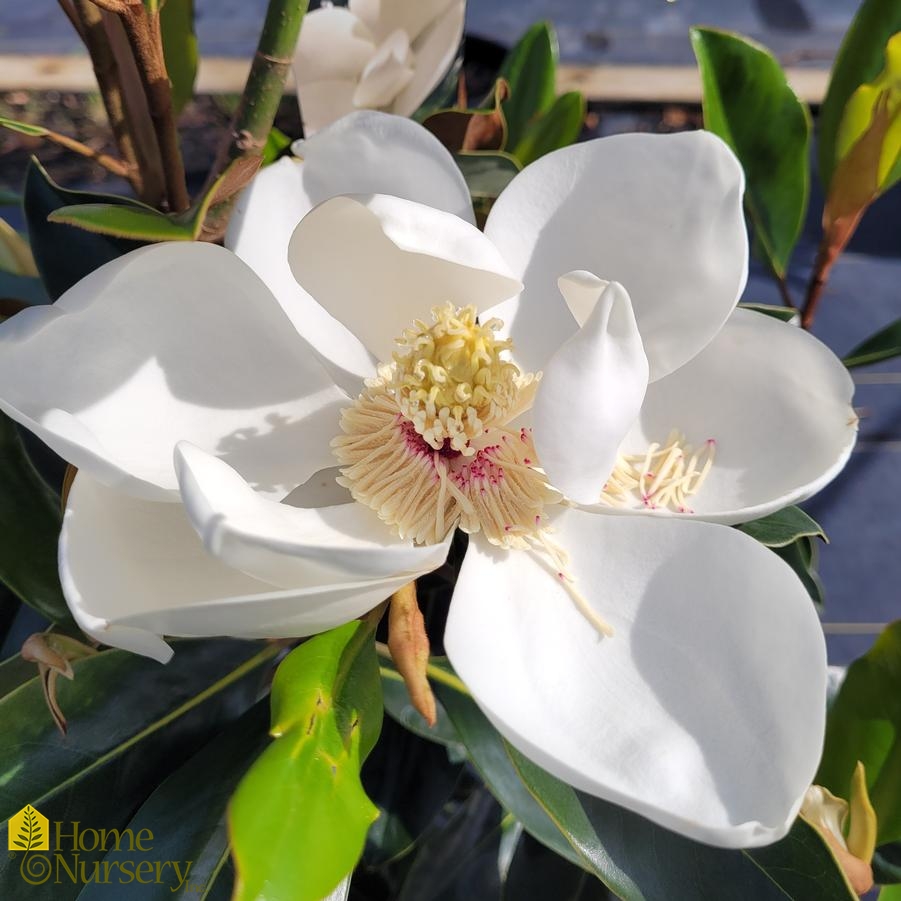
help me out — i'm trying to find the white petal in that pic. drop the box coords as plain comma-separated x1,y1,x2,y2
288,194,520,363
176,442,452,587
354,30,415,109
61,474,410,663
445,509,827,848
349,0,455,44
392,0,466,117
0,243,345,501
293,7,375,85
225,112,475,390
533,276,648,504
297,79,360,137
484,131,748,379
611,309,857,523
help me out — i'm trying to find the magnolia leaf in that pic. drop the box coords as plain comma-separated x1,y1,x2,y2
738,506,826,547
772,535,825,607
0,188,21,206
874,842,901,884
262,126,293,166
513,91,586,167
691,27,811,279
424,80,510,153
882,886,901,901
230,619,383,901
0,414,73,626
0,218,37,277
47,202,197,241
738,302,800,323
160,0,197,115
23,158,145,299
0,640,277,897
496,22,558,150
455,150,521,228
818,621,901,845
432,659,853,900
818,0,901,190
0,116,48,138
844,317,901,367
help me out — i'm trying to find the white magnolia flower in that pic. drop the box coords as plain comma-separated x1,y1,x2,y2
0,112,856,850
293,0,465,134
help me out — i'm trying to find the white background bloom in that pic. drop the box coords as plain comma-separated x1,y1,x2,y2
0,112,856,850
294,0,465,134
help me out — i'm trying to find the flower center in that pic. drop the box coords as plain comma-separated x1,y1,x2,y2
382,303,524,455
600,431,716,514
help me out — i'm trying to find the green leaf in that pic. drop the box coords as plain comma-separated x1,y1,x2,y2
513,91,586,167
738,302,800,323
772,535,825,607
818,621,901,845
738,506,826,547
496,22,559,150
262,126,293,167
874,842,901,884
76,702,271,900
0,414,73,626
23,158,145,299
691,27,811,279
434,659,853,900
844,317,901,367
0,217,37,277
0,639,276,900
455,151,521,227
0,116,48,138
0,188,21,206
819,0,901,190
161,0,197,115
881,886,901,901
230,619,383,901
47,202,197,242
0,271,49,306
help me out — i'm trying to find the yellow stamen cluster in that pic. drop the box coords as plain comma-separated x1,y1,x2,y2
378,303,522,455
600,430,716,513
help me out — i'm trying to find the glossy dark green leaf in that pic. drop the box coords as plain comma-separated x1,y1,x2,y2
691,27,810,278
513,91,586,167
0,414,72,626
75,701,270,899
844,318,901,368
818,0,901,191
738,302,799,323
818,621,901,845
23,159,145,299
455,151,521,227
0,639,277,900
230,620,383,901
161,0,198,115
874,842,901,884
738,506,826,547
0,188,21,206
772,535,825,607
434,659,853,900
496,22,558,150
0,270,49,306
47,202,197,242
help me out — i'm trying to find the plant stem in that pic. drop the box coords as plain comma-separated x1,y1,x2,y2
776,275,795,310
200,0,309,240
33,127,131,177
120,3,190,211
801,237,843,329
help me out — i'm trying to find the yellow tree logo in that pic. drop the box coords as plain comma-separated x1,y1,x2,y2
8,805,49,851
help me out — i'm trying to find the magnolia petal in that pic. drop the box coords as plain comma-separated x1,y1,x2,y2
445,509,827,848
0,243,344,501
61,474,408,663
288,194,520,364
349,0,456,44
611,309,857,523
176,442,452,588
533,275,648,504
226,112,475,390
297,79,360,137
392,0,466,117
484,131,747,379
353,30,415,109
293,7,375,85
